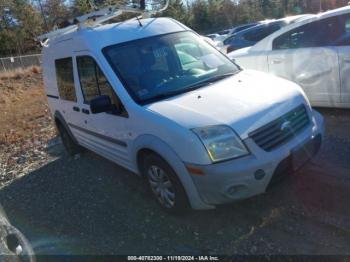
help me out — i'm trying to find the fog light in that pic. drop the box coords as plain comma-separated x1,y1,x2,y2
226,185,246,196
254,169,266,180
227,186,237,195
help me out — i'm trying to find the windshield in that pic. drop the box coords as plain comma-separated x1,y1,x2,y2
103,31,240,104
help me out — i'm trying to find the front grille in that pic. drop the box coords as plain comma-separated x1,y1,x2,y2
249,105,310,152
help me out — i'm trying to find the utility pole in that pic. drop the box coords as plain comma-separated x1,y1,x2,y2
319,0,322,12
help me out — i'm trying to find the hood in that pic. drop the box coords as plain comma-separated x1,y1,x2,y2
145,70,307,139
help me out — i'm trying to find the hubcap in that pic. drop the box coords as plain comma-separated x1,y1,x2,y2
147,165,175,208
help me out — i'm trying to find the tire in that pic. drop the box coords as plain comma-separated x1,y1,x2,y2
56,123,82,156
142,153,189,214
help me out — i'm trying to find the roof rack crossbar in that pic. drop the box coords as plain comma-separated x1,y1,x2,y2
37,0,169,44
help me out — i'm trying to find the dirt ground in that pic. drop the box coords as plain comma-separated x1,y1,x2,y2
0,68,56,186
0,71,350,255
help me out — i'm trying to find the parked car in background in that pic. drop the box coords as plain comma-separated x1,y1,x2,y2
214,23,259,44
223,15,312,53
206,33,220,40
201,35,220,47
210,23,260,50
201,35,223,50
201,35,217,45
228,6,350,108
218,23,259,37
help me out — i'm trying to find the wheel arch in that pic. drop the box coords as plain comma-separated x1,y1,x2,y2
131,134,213,210
53,110,78,144
137,148,158,175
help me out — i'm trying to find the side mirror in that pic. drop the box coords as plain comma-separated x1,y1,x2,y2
90,95,112,114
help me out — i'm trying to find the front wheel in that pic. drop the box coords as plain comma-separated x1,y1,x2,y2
142,154,189,214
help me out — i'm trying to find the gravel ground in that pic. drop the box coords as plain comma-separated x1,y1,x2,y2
0,69,56,187
0,108,349,255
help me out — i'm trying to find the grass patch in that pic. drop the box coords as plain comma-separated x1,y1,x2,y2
0,66,42,80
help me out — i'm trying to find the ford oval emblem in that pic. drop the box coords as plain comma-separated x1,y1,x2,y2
280,121,292,132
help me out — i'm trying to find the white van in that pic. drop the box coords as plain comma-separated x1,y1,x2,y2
42,16,324,213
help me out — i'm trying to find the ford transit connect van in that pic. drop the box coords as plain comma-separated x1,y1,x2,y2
42,16,324,213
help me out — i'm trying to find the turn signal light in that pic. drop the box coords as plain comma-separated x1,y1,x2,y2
186,166,205,176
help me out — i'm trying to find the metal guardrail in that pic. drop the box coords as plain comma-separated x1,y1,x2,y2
0,54,42,72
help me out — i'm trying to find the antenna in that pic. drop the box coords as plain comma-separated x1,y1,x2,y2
136,15,143,27
36,0,169,44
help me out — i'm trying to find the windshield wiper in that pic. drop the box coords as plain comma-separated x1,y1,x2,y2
141,71,240,105
200,71,239,84
141,84,207,105
176,71,239,93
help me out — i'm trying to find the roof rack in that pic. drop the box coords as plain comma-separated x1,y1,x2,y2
37,0,169,45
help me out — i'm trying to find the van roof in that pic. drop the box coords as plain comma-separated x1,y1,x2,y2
45,17,189,52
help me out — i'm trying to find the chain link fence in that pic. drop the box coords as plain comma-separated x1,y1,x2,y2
0,54,42,73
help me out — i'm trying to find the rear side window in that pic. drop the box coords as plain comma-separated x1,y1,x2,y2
273,16,344,50
244,24,281,42
346,18,350,31
334,15,350,46
223,35,235,45
55,58,76,101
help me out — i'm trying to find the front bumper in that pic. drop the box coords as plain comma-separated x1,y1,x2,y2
188,109,324,206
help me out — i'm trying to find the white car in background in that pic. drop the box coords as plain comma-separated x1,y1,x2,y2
222,15,313,54
229,6,350,108
201,35,219,46
205,34,226,50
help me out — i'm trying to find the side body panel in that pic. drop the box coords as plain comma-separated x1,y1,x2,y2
234,51,269,72
267,47,341,106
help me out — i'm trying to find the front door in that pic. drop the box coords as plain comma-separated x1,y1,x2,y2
73,53,131,170
268,47,340,105
335,14,350,105
268,16,342,107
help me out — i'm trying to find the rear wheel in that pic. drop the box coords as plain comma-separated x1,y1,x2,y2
56,123,82,156
142,153,189,214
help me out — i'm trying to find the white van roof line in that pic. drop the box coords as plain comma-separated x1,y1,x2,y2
37,0,169,45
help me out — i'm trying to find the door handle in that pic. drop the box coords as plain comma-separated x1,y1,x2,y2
271,59,283,64
82,108,90,114
73,106,80,112
343,57,350,63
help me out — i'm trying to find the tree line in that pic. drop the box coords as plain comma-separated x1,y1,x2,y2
0,0,349,56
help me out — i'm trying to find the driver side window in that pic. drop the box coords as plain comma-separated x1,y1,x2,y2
76,56,126,116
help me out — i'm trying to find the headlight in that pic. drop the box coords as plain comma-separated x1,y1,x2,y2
192,125,249,162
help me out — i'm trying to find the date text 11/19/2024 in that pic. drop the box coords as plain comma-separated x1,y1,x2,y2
127,255,220,261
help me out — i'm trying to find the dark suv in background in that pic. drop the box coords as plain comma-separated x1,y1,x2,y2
223,15,312,53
